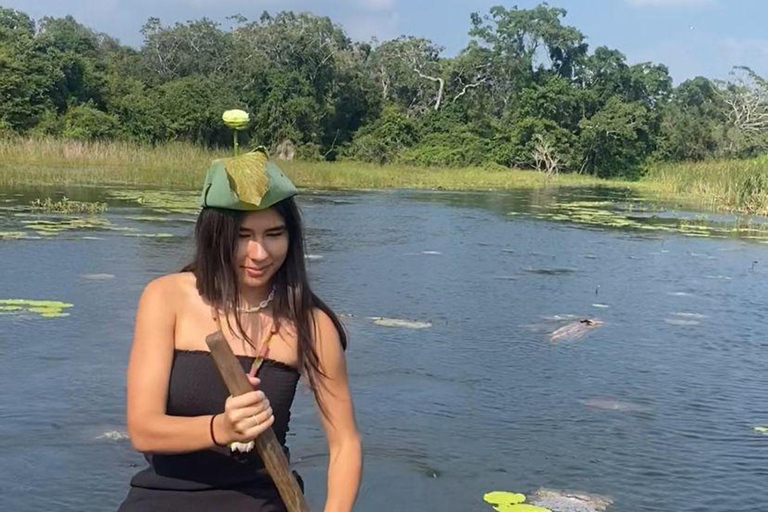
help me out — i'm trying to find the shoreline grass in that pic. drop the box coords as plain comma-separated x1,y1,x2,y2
2,137,767,215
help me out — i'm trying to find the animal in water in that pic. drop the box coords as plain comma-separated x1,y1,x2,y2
550,319,604,342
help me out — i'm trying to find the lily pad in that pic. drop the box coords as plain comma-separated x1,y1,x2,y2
494,505,550,512
484,492,527,506
0,299,73,318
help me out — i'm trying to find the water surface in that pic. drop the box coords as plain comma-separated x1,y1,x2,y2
1,186,767,512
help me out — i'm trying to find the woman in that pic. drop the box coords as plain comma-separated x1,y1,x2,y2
118,150,363,512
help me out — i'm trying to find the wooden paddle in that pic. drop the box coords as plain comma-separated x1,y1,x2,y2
206,330,310,512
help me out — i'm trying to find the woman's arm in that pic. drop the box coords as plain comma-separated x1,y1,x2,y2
312,310,363,512
126,276,273,454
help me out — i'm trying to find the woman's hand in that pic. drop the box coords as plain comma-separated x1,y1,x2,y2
214,377,275,445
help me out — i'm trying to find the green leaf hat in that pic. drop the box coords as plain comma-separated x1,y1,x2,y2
201,147,298,211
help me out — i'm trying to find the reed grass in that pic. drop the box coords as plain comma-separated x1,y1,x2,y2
642,157,768,215
2,137,768,215
0,137,626,191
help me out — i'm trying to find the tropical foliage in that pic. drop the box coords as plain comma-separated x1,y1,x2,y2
1,5,767,178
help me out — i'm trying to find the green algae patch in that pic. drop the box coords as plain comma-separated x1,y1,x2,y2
0,299,73,318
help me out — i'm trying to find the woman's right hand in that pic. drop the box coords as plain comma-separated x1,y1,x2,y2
214,378,275,445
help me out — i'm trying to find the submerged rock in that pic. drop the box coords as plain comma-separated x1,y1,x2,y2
530,488,613,512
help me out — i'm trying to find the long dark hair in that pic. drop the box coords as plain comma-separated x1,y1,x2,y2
182,197,347,406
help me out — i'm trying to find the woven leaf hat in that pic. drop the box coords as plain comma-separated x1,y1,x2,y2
201,147,297,211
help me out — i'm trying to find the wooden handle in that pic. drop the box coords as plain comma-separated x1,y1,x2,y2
206,331,311,512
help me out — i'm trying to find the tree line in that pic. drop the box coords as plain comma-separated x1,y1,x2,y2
1,4,767,177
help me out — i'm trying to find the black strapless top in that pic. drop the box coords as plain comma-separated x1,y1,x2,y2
129,350,300,491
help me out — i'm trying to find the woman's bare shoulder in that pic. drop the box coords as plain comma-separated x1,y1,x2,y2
140,272,198,304
310,308,343,343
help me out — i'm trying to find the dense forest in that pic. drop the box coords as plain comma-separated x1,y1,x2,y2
1,4,767,177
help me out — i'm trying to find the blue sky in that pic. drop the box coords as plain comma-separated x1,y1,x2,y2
4,0,767,83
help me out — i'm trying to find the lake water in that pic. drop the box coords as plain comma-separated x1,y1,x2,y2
1,186,767,512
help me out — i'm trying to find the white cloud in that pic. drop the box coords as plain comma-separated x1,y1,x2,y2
624,0,715,6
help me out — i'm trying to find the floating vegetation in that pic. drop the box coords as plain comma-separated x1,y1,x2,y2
484,492,526,506
107,189,200,215
123,233,174,238
579,398,652,413
664,318,700,326
755,426,768,435
512,199,768,242
80,273,115,281
0,231,40,240
543,314,579,322
125,215,173,222
530,488,613,512
525,268,577,275
369,317,432,329
0,299,73,318
29,197,107,214
551,319,604,342
20,217,131,237
672,312,707,319
483,491,549,512
97,430,130,441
